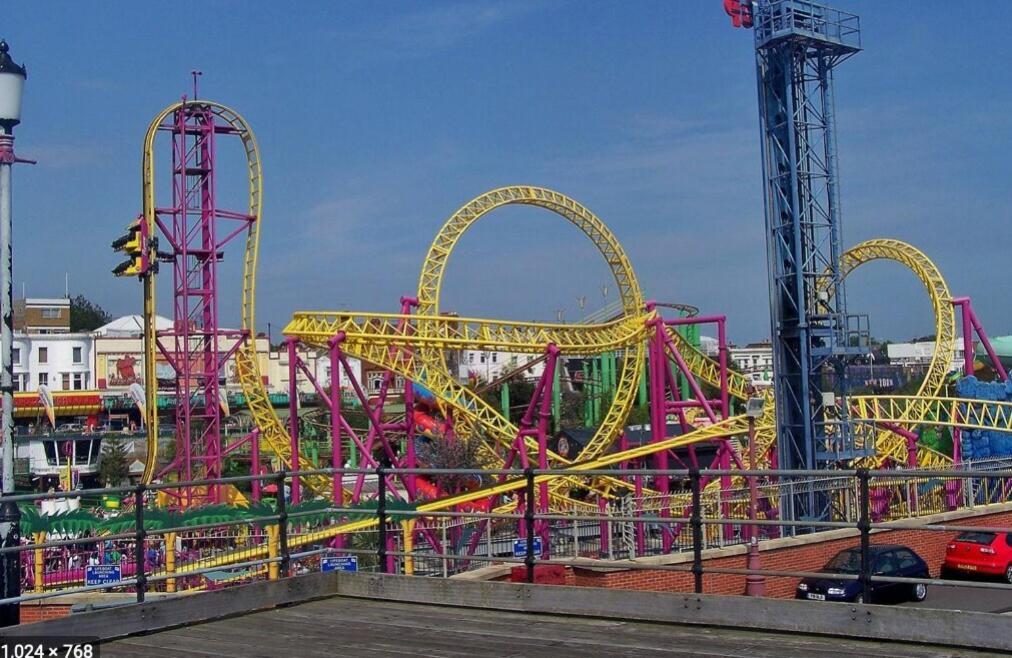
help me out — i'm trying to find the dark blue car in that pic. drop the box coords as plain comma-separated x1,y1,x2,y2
796,544,929,604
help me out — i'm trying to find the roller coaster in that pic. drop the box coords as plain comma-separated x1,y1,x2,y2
107,91,1012,583
98,2,1010,580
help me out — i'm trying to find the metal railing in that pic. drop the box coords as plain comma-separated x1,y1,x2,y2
1,464,1010,616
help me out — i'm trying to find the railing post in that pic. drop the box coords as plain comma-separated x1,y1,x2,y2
377,463,387,573
524,467,536,584
134,484,146,603
857,468,871,603
690,468,703,594
276,470,290,578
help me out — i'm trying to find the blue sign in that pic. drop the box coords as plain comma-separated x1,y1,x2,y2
85,564,122,586
322,555,358,572
513,536,543,558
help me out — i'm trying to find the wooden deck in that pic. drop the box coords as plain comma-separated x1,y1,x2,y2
103,596,998,657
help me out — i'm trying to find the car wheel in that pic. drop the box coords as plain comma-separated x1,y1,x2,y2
1006,564,1012,585
911,583,927,602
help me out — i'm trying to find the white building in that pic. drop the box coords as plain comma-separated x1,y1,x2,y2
91,315,364,397
887,340,966,372
13,332,92,392
730,342,774,375
458,350,546,383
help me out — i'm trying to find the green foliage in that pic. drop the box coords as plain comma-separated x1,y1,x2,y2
626,404,650,426
69,294,113,332
479,379,535,424
99,438,131,488
560,390,586,425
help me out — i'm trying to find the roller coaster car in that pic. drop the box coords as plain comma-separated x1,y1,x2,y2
724,0,754,28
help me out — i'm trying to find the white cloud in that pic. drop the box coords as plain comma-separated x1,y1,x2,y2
330,1,546,59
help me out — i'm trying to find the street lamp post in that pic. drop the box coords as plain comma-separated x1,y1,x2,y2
0,38,28,627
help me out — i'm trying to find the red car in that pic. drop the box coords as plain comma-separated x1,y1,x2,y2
942,531,1012,583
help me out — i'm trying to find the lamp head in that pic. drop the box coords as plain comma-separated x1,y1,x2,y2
0,40,27,131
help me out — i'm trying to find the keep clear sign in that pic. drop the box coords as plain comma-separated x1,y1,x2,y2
513,536,543,558
321,555,358,572
85,564,123,586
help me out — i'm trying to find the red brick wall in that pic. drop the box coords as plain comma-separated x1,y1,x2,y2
568,509,1012,599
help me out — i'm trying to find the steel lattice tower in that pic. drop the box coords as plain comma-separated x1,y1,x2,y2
753,1,868,516
157,102,251,505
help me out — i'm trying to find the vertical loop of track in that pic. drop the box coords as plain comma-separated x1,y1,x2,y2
415,186,645,461
140,101,328,490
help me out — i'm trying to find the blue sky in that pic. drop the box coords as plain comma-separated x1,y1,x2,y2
5,1,1011,343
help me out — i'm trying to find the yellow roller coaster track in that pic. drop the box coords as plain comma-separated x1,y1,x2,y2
415,185,646,463
831,239,957,468
136,106,968,532
169,183,1001,576
140,101,334,495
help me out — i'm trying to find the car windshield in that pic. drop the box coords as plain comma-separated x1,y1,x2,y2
825,549,862,574
954,531,995,545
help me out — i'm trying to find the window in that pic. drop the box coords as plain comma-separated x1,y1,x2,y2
954,531,995,545
872,553,898,576
73,373,86,390
13,374,22,392
491,353,497,363
62,373,70,390
467,353,474,364
41,307,61,319
38,372,48,387
480,354,486,364
894,549,919,570
73,347,82,364
38,347,48,364
12,348,19,364
1005,533,1012,548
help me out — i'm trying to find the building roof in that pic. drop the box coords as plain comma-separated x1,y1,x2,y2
93,315,173,337
22,297,70,306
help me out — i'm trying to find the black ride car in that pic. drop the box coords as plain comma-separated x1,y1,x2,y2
796,544,929,604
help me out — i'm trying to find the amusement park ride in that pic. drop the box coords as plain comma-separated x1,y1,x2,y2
109,0,1012,568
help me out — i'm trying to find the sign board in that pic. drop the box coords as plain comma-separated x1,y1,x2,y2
321,555,358,572
85,564,122,586
513,536,543,559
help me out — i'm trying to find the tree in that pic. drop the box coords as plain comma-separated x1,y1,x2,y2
99,438,131,487
70,294,113,332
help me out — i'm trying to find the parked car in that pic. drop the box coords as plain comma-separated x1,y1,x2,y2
941,531,1012,583
796,545,929,604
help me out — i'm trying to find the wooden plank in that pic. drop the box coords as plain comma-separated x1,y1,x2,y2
102,597,994,658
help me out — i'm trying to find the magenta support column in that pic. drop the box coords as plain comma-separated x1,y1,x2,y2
951,295,1007,378
648,318,669,493
598,497,609,558
717,317,729,419
287,337,301,505
957,299,974,378
634,475,645,556
535,345,560,557
718,443,733,542
329,334,345,506
250,429,261,502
